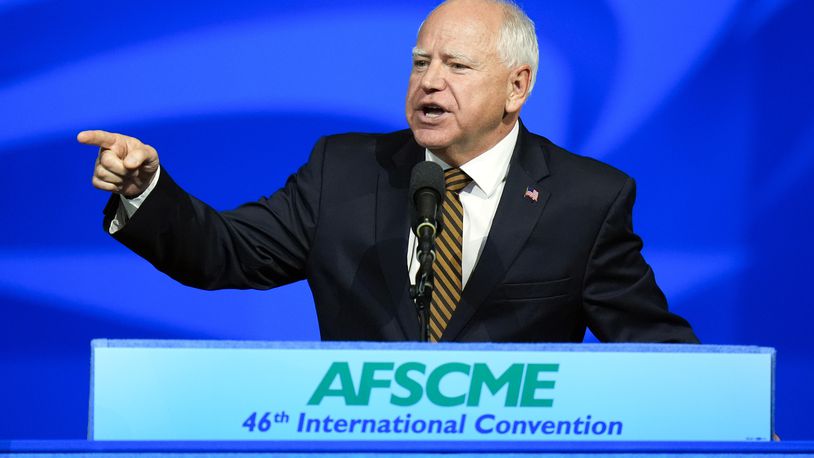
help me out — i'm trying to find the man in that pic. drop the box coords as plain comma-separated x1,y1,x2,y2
77,0,698,343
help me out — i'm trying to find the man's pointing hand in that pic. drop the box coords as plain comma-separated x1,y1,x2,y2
78,130,160,198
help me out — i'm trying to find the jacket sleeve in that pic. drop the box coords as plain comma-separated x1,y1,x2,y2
103,137,327,290
581,177,700,343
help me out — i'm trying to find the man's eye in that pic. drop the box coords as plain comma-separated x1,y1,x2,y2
451,63,469,70
414,60,429,69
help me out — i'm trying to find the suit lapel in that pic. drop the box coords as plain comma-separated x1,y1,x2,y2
375,134,424,341
441,124,551,341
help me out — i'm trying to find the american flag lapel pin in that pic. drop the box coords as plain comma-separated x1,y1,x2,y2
523,186,539,202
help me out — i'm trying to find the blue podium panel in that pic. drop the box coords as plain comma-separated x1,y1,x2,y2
5,439,814,457
90,341,774,443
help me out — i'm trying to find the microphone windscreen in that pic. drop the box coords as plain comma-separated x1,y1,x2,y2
408,161,445,233
408,161,445,200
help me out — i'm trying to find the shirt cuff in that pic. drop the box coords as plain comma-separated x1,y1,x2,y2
108,166,162,234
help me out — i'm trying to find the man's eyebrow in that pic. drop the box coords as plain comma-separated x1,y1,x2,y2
412,47,430,58
444,51,476,64
412,47,477,64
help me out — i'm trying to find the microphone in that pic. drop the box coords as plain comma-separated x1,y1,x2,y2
409,161,445,252
408,161,444,343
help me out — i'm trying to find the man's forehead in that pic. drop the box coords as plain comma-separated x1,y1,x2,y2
414,29,497,58
415,18,497,58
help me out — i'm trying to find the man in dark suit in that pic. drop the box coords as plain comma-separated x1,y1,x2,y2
77,0,698,343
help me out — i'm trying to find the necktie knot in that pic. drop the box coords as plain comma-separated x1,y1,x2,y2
444,167,472,193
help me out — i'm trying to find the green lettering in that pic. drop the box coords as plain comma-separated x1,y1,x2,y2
427,362,470,406
356,362,394,404
520,363,558,407
307,362,361,405
467,363,523,407
390,362,426,406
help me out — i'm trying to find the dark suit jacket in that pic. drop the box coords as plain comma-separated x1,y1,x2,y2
105,124,698,343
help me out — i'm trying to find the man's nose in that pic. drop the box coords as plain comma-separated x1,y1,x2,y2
420,62,446,92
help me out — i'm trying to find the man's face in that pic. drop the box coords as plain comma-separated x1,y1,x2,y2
406,1,513,160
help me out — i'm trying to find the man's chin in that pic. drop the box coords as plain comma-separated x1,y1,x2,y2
411,129,453,151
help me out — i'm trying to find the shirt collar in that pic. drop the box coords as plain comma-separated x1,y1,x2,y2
424,121,519,198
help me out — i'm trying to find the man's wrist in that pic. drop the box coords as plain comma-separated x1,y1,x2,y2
119,166,162,218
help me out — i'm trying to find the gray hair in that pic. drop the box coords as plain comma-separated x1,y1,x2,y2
496,1,539,94
419,0,539,94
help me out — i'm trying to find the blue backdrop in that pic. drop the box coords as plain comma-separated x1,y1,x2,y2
1,0,812,440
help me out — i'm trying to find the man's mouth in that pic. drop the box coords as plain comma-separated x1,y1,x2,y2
421,104,447,118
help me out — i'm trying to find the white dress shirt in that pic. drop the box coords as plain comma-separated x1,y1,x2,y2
407,121,519,287
111,120,520,291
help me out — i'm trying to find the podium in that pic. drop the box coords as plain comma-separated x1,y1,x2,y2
9,340,814,456
90,340,772,442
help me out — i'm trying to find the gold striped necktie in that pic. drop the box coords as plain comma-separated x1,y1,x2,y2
430,167,472,342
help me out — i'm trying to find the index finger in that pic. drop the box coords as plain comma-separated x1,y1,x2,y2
77,130,120,149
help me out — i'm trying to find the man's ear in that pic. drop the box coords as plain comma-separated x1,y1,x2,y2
505,65,532,114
